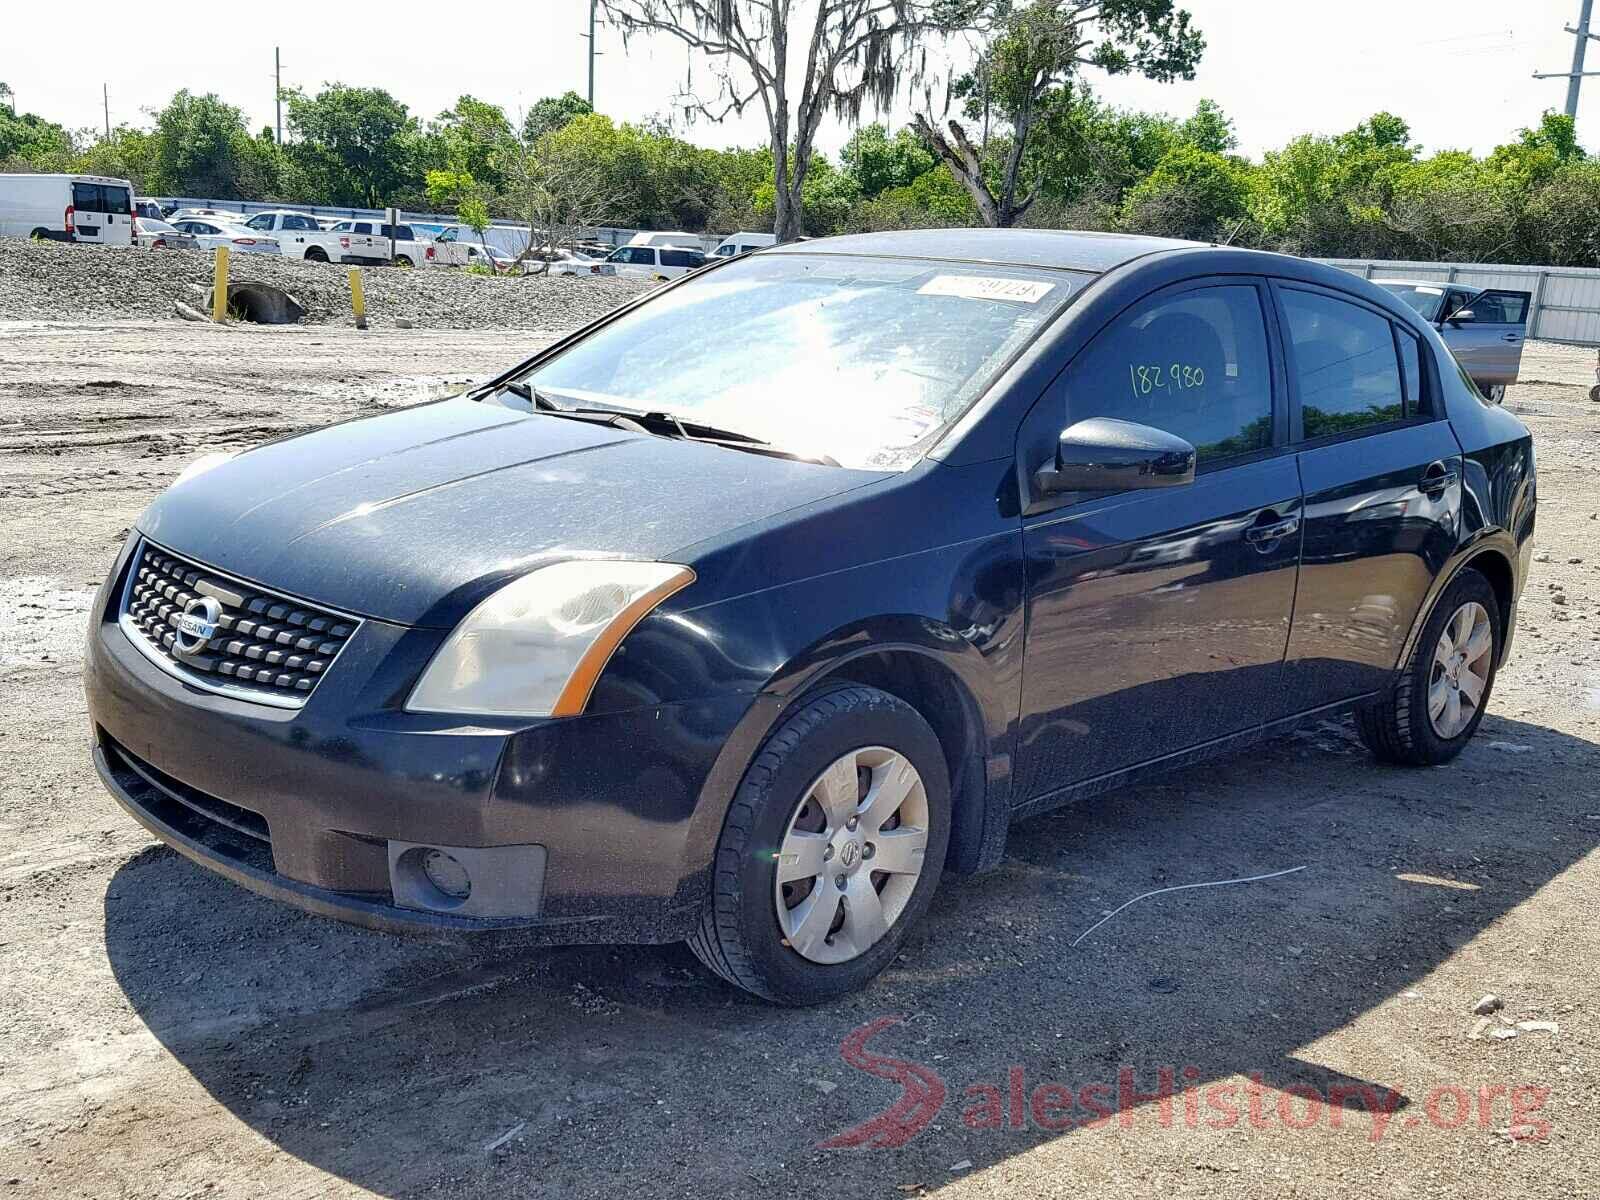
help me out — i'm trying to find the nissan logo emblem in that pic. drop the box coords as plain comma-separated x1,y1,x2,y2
174,595,222,655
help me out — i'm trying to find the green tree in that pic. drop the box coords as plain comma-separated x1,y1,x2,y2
1120,143,1247,239
0,105,73,168
602,0,950,241
429,95,513,192
284,85,417,206
522,91,594,143
146,90,277,197
841,124,937,198
916,0,1204,226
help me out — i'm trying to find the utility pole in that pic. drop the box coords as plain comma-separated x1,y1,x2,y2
103,83,110,139
275,47,283,144
1534,0,1600,122
581,0,600,109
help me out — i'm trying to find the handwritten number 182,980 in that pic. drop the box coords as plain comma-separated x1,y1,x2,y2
1129,362,1206,399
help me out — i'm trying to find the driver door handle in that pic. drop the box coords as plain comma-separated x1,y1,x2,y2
1243,511,1301,546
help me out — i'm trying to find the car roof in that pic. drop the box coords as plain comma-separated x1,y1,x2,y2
766,228,1207,273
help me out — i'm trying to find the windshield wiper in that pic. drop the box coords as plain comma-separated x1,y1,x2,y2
484,383,839,466
638,411,841,467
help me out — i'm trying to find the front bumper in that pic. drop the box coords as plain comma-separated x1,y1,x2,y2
84,542,751,943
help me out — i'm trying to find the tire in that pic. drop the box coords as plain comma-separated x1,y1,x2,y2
1485,384,1506,404
29,228,49,241
304,246,328,263
395,255,413,268
1356,568,1500,766
687,685,951,1004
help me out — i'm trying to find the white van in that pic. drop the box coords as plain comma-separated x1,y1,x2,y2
604,243,708,279
712,231,777,257
0,174,137,245
627,230,707,250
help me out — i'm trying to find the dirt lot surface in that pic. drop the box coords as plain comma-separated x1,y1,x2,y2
0,320,1596,1199
0,237,654,328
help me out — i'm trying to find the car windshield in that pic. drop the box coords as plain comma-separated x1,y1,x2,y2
1378,282,1446,322
524,252,1086,469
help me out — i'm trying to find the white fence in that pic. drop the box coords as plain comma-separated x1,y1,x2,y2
1319,258,1600,346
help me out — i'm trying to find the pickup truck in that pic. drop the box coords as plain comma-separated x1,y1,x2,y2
1375,278,1531,402
238,209,388,264
325,218,431,268
422,225,499,268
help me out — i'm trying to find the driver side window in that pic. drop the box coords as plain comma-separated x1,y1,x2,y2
1064,284,1275,465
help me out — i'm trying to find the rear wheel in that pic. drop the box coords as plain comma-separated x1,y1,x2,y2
687,685,951,1004
1356,568,1500,765
304,246,328,263
1485,384,1506,404
395,255,413,268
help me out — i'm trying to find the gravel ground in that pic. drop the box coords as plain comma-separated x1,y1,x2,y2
0,318,1595,1200
0,236,655,328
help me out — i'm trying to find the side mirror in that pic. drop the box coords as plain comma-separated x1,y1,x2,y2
1445,308,1476,325
1034,417,1197,496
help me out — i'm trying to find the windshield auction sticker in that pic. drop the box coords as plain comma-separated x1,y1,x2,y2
918,275,1057,304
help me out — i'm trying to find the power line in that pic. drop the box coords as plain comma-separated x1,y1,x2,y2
1533,0,1600,123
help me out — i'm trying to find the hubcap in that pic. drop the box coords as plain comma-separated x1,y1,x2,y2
773,746,930,965
1428,601,1493,739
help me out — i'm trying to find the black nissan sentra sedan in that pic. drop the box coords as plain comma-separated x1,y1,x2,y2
85,230,1535,1004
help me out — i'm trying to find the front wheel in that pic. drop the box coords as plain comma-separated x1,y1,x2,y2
304,246,328,263
687,685,951,1004
1356,568,1500,765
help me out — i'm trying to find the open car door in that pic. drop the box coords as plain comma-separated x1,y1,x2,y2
1441,288,1531,398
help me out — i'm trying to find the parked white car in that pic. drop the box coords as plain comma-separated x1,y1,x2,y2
237,209,385,263
167,218,281,255
603,243,707,279
712,231,777,257
133,217,199,250
0,173,136,245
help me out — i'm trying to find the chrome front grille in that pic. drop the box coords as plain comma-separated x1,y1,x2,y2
120,541,358,706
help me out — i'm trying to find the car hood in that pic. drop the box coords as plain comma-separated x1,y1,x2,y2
137,397,884,627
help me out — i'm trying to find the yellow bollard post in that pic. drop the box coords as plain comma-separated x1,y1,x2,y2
210,245,230,323
348,267,368,330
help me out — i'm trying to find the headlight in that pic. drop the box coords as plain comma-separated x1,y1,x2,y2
406,560,695,718
172,451,236,487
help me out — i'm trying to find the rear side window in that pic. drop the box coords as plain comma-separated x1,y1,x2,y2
1281,289,1404,439
660,249,701,268
1064,284,1274,464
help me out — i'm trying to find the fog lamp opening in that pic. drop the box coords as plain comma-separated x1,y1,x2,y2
422,848,472,899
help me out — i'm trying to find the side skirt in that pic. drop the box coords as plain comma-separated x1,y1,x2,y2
1009,694,1378,823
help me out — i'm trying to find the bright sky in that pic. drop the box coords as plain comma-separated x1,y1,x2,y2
5,0,1596,159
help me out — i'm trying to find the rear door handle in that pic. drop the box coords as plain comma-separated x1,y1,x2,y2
1419,461,1459,496
1244,512,1301,546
